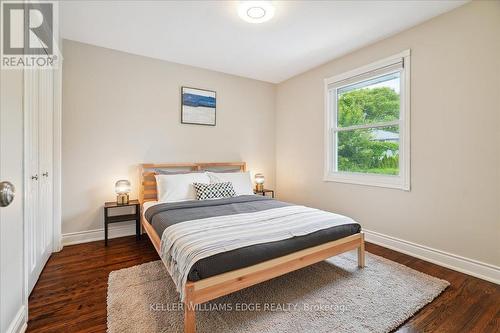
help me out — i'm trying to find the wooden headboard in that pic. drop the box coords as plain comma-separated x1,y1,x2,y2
139,162,246,203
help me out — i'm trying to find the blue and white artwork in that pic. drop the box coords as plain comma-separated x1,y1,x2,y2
181,87,216,126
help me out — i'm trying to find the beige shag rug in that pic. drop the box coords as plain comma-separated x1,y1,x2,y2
107,251,449,333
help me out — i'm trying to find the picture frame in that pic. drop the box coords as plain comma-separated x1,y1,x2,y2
181,86,217,126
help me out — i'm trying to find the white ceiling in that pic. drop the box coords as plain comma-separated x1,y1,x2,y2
61,0,467,83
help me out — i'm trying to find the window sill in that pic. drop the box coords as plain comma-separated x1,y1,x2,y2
323,172,410,191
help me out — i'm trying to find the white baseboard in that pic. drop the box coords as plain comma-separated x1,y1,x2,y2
364,229,500,285
6,305,27,333
53,238,63,252
62,223,136,246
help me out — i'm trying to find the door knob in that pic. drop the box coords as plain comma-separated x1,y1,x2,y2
32,175,38,180
42,172,49,177
0,181,15,207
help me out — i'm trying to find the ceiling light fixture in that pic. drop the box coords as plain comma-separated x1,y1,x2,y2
238,1,275,24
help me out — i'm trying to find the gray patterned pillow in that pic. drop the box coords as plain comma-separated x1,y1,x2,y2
193,182,236,200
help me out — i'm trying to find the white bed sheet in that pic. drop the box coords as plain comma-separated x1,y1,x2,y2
142,200,159,220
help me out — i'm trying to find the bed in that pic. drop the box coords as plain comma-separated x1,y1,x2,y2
139,162,365,333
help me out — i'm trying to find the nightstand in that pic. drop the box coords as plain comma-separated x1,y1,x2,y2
254,189,274,198
104,199,141,246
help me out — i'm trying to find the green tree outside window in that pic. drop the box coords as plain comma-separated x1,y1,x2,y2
337,87,400,175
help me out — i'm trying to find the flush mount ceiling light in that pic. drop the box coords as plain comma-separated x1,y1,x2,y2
238,1,275,24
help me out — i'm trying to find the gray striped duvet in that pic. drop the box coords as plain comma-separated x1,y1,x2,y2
158,204,357,301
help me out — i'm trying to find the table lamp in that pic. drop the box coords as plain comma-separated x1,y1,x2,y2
255,173,264,192
115,179,131,205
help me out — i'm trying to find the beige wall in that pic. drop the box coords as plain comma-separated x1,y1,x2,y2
275,1,500,266
62,40,276,234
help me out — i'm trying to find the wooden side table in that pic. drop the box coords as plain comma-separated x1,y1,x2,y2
104,199,141,246
254,189,275,198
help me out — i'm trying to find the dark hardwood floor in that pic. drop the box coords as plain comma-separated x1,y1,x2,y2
27,236,500,333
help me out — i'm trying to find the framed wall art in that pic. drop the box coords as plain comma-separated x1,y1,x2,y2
181,86,216,126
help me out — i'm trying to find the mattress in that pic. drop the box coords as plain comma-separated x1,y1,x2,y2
144,195,361,281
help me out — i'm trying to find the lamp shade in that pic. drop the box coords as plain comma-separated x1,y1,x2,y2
255,173,265,184
115,180,131,194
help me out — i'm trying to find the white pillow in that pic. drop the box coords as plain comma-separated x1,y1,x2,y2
207,171,254,196
155,172,210,203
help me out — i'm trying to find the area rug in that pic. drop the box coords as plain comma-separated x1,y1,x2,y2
107,251,449,333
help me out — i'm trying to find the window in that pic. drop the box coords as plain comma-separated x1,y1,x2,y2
324,50,410,190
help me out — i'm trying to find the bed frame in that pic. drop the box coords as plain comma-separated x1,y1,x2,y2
139,162,365,333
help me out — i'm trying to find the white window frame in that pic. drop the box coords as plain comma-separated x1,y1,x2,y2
324,50,411,190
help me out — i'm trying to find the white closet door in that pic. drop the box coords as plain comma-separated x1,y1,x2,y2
25,69,40,294
37,69,54,277
25,68,54,294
